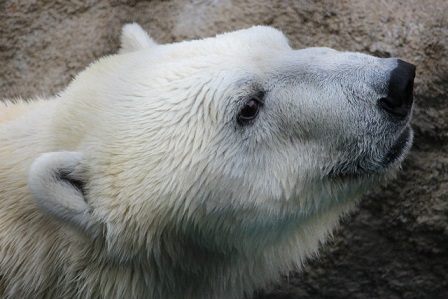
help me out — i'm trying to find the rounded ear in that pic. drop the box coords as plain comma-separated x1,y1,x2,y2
28,152,99,236
118,22,158,54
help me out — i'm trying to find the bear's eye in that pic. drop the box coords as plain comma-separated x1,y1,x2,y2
237,94,264,125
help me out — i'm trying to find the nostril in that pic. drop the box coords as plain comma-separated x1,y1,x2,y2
378,59,415,118
378,96,410,117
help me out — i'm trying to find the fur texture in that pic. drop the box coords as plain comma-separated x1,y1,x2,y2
0,24,413,299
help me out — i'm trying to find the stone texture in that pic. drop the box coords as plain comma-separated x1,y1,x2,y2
1,0,447,298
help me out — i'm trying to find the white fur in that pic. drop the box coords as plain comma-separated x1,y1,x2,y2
0,24,412,299
28,152,101,236
119,23,157,54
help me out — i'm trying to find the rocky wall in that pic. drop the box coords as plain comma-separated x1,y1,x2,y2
1,1,447,298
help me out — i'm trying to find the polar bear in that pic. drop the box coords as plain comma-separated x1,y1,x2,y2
0,23,415,299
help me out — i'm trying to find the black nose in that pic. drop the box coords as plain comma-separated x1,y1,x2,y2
378,59,416,118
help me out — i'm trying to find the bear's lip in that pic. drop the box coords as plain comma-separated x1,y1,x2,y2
326,126,412,181
381,126,412,166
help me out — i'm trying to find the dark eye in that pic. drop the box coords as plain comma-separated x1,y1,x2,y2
237,96,263,125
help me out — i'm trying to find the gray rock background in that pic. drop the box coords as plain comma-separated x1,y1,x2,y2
1,0,447,298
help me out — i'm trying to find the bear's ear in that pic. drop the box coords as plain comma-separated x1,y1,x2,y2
28,152,99,236
118,22,158,54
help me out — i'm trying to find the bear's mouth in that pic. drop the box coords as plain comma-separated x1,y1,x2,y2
381,126,412,166
327,126,412,181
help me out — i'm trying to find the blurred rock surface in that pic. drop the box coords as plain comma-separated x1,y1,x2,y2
1,1,447,298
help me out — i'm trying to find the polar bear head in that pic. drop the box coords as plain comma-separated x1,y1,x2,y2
28,24,414,261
